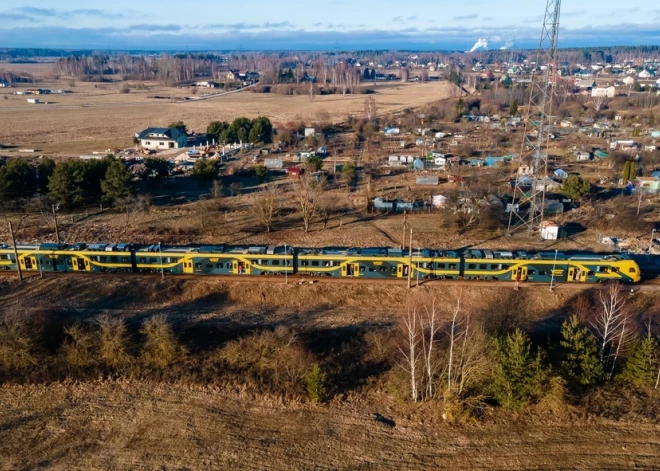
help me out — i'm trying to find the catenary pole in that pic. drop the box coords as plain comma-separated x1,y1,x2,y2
8,222,22,281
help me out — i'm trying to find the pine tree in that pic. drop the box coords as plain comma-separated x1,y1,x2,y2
492,329,548,410
622,161,637,183
101,160,133,204
619,337,658,388
305,363,327,403
559,315,603,386
510,99,519,116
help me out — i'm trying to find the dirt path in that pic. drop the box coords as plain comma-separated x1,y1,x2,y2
1,381,659,470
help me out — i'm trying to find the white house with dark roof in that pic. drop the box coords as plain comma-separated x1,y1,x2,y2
136,127,187,151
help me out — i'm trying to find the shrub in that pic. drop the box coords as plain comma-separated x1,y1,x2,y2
0,317,36,370
97,316,131,368
61,323,94,367
140,316,185,368
618,337,658,388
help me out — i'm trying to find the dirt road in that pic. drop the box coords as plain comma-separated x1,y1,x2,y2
1,381,659,470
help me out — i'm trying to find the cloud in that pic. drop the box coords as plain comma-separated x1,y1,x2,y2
453,13,479,21
206,21,293,30
128,24,183,32
9,6,126,20
4,13,38,22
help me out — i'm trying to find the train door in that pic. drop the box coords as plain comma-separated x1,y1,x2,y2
579,269,587,282
71,257,88,271
396,264,409,278
516,266,528,282
19,257,37,271
183,260,194,274
232,260,250,275
567,267,575,282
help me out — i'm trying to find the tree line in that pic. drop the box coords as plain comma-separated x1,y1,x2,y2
206,116,273,145
0,156,134,210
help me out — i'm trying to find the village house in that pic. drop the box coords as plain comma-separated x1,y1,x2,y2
575,79,596,91
635,176,660,194
0,80,9,88
591,86,616,98
195,81,218,88
136,127,188,151
638,70,655,79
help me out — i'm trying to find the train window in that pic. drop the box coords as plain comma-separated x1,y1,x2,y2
528,270,536,276
391,267,397,272
195,263,202,269
449,264,457,270
216,264,222,269
272,260,280,266
380,267,388,272
501,264,509,270
479,264,487,270
139,257,145,263
612,267,619,272
312,261,319,267
369,267,377,272
468,264,476,269
588,271,595,276
359,266,365,272
301,261,308,267
629,267,636,273
206,264,212,269
539,271,547,276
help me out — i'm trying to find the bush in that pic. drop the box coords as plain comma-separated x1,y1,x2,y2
97,316,131,368
61,323,94,367
140,316,185,368
618,337,659,388
559,315,603,387
0,317,36,370
119,83,130,94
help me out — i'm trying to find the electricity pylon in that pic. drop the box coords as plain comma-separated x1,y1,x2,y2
507,0,561,236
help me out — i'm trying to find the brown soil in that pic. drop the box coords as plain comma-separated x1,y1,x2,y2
1,381,659,470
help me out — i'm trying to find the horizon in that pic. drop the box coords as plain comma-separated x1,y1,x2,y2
1,1,659,51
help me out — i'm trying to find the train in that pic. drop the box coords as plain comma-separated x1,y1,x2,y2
0,243,642,284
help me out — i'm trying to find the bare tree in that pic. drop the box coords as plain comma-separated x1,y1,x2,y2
0,314,36,369
591,95,606,113
401,67,409,83
96,316,131,367
420,298,440,399
251,184,280,233
293,174,326,232
592,282,633,378
364,96,378,121
397,307,421,402
445,297,463,394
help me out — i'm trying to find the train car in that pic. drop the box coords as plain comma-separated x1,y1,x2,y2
133,244,293,276
296,247,461,279
461,250,641,284
0,244,17,271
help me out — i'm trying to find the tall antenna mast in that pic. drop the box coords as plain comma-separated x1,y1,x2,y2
507,0,561,236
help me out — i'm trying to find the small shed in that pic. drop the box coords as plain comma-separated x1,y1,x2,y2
264,158,283,169
416,176,439,185
287,167,302,179
431,195,447,208
541,220,560,240
27,98,39,104
304,127,316,137
413,158,424,170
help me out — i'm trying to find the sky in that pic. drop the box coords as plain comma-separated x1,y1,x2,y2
0,0,659,51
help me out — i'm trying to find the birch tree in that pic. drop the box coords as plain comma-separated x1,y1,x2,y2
420,299,440,399
397,307,421,402
592,282,633,379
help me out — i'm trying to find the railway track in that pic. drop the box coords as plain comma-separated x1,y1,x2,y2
3,271,660,292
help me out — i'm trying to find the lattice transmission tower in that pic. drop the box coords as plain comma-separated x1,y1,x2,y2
506,0,561,236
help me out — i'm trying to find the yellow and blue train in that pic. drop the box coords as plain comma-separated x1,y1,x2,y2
0,243,642,284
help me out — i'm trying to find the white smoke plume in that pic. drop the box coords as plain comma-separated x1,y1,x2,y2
500,39,514,50
469,38,488,52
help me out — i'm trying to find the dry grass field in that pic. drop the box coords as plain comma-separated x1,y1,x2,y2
1,276,660,470
0,63,456,155
2,380,660,471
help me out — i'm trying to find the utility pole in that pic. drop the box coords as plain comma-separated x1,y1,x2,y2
407,228,413,289
402,211,407,250
52,204,60,244
8,221,22,281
